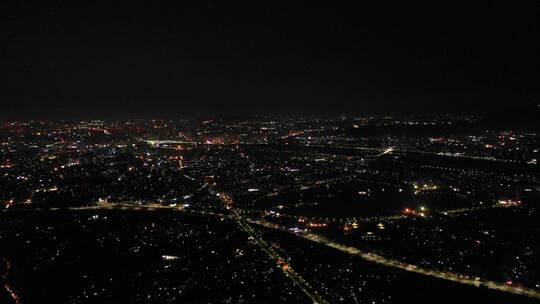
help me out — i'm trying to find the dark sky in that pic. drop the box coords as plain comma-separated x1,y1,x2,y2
2,1,539,119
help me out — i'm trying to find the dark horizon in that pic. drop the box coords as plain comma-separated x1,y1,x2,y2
3,2,539,120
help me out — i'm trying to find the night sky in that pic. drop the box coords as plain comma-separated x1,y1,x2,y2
2,2,539,119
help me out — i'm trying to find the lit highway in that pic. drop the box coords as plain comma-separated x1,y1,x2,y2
236,202,519,225
145,141,537,165
5,200,328,303
215,192,328,304
1,258,21,304
249,219,540,301
4,202,539,301
249,175,358,205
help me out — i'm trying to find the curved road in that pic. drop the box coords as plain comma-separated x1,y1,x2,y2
5,203,540,301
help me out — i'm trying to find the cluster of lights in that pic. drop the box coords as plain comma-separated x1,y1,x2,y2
497,199,521,207
403,206,428,217
307,223,328,228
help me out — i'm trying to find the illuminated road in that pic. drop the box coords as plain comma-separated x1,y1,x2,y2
1,258,21,304
235,202,517,226
215,192,328,304
249,219,540,301
249,175,358,205
0,203,233,221
4,203,539,301
143,140,537,167
5,201,499,225
2,202,327,303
